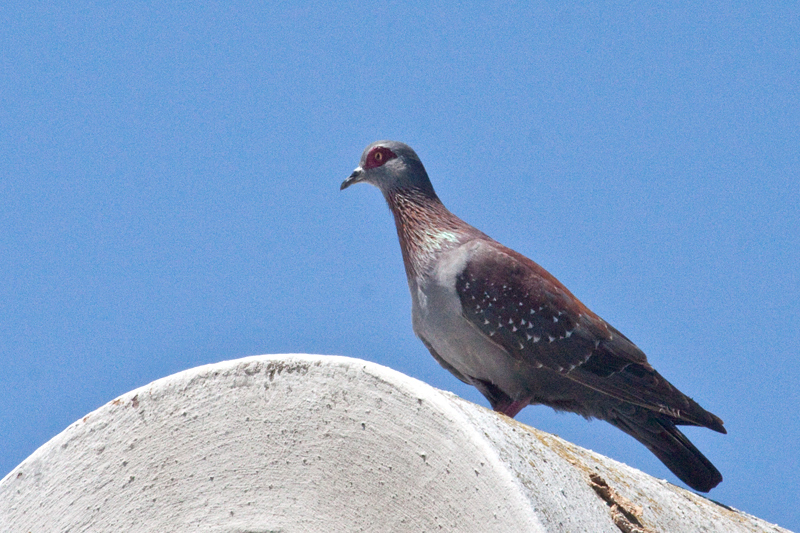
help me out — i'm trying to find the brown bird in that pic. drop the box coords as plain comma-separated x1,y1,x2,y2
341,140,726,492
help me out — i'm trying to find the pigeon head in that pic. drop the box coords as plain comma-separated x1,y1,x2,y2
340,140,437,198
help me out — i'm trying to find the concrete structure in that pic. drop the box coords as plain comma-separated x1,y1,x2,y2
0,354,789,532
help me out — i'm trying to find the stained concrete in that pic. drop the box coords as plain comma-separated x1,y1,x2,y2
0,354,790,532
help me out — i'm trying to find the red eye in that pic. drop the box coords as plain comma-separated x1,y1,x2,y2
365,146,397,169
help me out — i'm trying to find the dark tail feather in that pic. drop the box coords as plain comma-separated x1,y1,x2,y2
610,414,722,492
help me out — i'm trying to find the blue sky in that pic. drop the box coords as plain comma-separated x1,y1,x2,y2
2,2,798,529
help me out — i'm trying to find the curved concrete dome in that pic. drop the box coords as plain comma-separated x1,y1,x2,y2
0,355,787,532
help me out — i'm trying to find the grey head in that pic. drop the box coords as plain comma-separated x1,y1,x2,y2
340,140,437,198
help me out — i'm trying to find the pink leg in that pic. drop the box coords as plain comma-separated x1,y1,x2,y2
495,399,528,418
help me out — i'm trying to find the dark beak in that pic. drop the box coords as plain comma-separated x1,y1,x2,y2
340,168,364,190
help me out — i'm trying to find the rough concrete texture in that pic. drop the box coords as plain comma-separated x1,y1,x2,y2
0,354,790,533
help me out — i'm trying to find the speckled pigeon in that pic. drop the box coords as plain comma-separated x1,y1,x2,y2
340,140,725,492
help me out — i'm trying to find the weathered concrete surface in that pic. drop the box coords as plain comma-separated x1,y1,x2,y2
0,354,790,533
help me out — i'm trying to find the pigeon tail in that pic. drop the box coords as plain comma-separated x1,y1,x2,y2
609,412,722,492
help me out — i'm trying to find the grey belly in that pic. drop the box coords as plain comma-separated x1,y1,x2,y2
412,282,533,401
